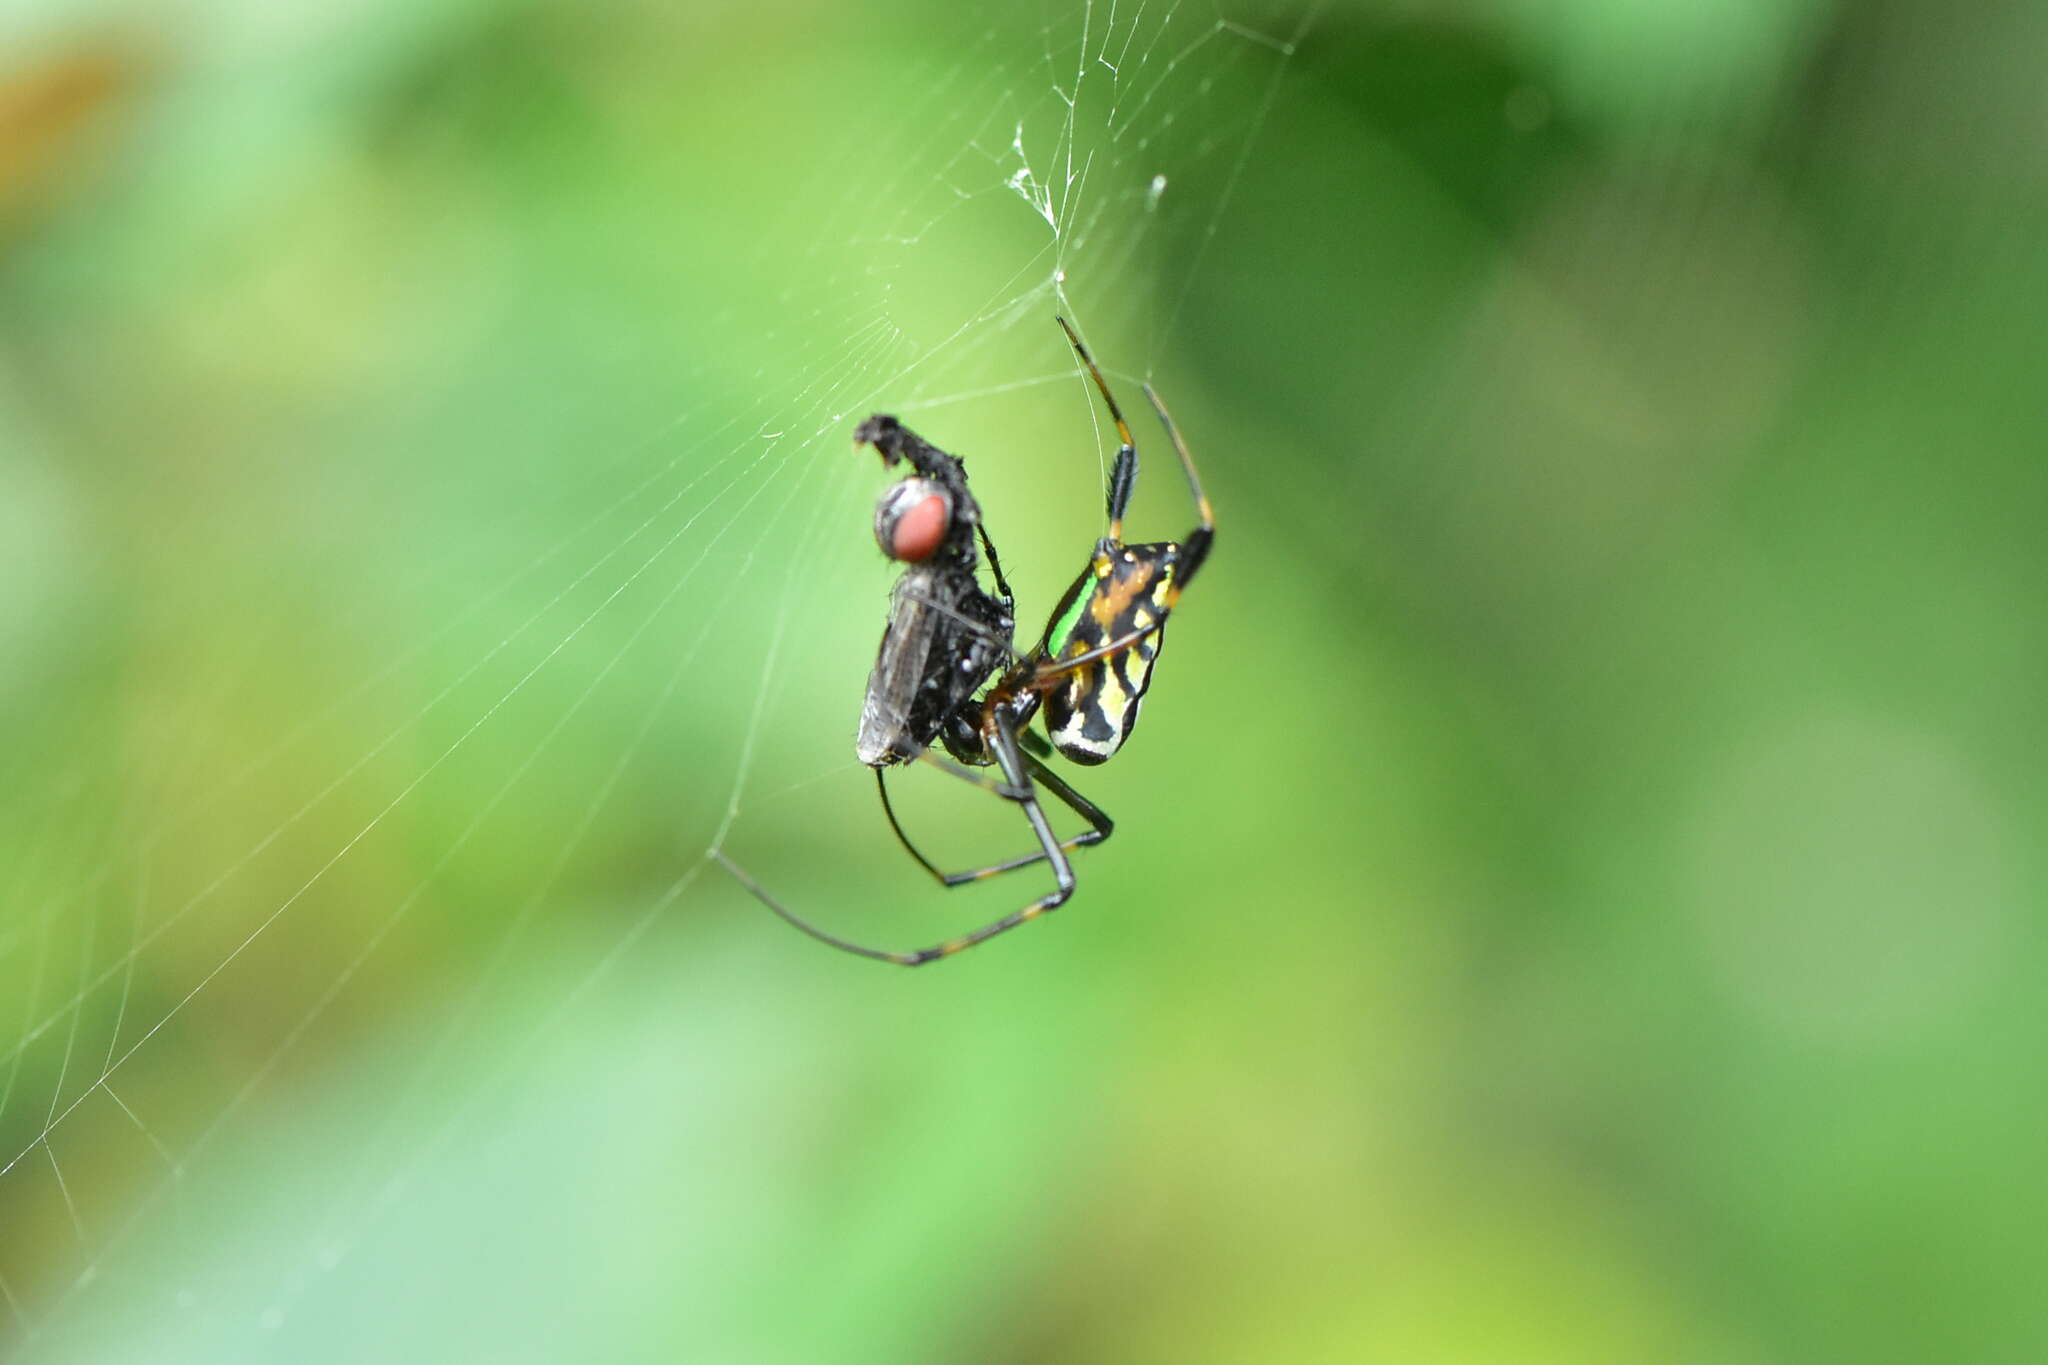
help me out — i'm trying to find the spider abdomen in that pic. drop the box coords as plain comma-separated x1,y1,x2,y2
1040,541,1180,765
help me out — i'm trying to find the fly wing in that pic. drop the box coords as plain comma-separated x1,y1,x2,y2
856,566,1012,767
856,567,948,767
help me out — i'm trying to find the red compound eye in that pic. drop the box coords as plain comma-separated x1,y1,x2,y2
875,481,951,562
889,494,948,561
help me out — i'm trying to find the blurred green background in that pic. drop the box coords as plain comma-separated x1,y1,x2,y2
2,0,2042,1360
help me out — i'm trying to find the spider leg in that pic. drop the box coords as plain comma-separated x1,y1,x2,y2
1142,382,1215,591
893,587,1029,669
975,521,1014,602
718,709,1077,966
1009,378,1220,693
1057,317,1138,540
1028,621,1164,682
716,851,925,967
913,748,1027,800
1057,319,1213,596
900,706,1079,959
879,740,1112,887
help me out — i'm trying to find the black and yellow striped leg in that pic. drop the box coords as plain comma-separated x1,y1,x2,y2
714,850,926,966
896,706,1077,960
1141,382,1215,585
1058,316,1139,540
878,739,1112,888
722,710,1077,965
1012,379,1216,700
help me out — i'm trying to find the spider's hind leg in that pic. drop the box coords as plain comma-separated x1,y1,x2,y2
879,732,1113,889
724,709,1084,966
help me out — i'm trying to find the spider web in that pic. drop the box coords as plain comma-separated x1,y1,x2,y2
0,1,1312,1356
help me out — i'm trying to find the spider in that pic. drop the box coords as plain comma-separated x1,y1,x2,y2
716,317,1213,965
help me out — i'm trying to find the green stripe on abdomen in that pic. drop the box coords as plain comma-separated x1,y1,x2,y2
1045,586,1092,658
